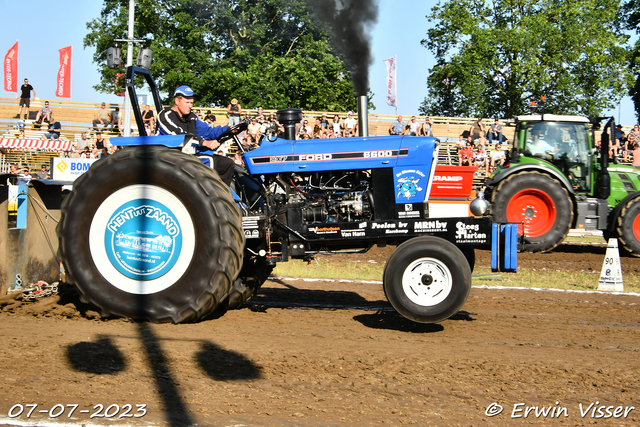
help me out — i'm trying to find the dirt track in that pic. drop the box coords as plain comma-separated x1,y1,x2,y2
0,244,639,426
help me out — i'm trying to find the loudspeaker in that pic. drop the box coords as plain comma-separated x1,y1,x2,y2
137,48,153,69
107,47,122,69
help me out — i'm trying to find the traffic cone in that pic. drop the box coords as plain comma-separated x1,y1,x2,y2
598,238,624,292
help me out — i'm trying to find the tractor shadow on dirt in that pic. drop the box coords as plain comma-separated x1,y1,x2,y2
66,322,262,427
245,280,389,314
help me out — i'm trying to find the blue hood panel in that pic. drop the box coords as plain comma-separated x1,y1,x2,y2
244,135,437,174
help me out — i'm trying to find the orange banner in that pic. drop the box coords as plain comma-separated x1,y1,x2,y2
56,46,72,98
4,41,18,92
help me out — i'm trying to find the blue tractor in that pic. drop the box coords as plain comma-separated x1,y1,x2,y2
56,67,518,324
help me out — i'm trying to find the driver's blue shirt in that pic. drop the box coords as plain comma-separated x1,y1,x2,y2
157,107,228,145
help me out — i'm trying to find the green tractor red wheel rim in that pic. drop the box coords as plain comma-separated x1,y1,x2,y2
633,213,640,242
506,189,556,238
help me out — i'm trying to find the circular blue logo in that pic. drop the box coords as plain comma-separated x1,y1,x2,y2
104,199,183,281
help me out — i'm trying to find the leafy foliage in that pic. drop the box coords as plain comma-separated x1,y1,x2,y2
84,0,359,111
420,0,632,119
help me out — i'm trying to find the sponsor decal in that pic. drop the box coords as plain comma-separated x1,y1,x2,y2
371,222,396,229
414,220,448,233
394,168,428,203
341,230,366,237
105,199,182,281
244,229,260,239
433,175,464,182
299,153,333,161
455,221,487,243
269,156,289,163
358,222,367,229
308,226,340,234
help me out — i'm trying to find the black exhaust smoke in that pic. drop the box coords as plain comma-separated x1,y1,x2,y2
306,0,379,96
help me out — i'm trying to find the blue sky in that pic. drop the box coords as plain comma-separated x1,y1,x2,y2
1,0,637,124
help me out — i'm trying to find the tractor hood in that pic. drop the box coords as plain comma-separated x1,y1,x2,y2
243,135,438,175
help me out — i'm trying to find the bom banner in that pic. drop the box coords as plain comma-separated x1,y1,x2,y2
56,46,72,98
4,41,18,92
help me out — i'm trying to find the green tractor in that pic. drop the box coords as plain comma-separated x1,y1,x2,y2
485,114,640,256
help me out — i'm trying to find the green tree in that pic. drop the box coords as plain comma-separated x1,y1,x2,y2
420,0,632,119
84,0,359,111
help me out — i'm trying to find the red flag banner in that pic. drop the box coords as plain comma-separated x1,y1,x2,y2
56,46,72,98
4,41,18,92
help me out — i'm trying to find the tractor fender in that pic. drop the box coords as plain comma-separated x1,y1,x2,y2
606,191,640,233
486,163,575,196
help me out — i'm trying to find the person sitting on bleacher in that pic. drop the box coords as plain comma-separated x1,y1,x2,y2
45,118,61,140
35,101,52,126
92,102,111,130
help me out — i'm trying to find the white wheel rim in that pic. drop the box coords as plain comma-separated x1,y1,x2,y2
401,257,452,306
89,185,196,295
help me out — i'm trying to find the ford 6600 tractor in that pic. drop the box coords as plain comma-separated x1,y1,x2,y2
56,66,519,325
486,114,640,255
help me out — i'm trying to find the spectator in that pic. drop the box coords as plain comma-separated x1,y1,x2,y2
490,143,507,171
421,117,433,137
35,101,52,126
98,147,110,159
95,133,106,150
254,107,266,123
469,118,486,144
227,98,242,127
344,112,358,137
300,119,312,136
632,139,640,167
77,132,91,151
630,124,640,143
17,166,32,185
247,117,261,145
142,105,155,132
93,102,111,130
45,118,61,140
16,78,36,119
488,118,504,145
320,113,329,129
36,164,50,179
474,143,489,174
204,110,216,125
109,107,122,132
407,116,420,136
458,142,474,166
627,133,637,163
390,115,404,135
195,109,203,120
313,118,326,139
332,115,344,138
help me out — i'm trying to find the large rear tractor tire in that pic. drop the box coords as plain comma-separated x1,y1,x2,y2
616,197,640,257
57,146,244,323
223,257,274,309
383,237,471,323
491,171,573,253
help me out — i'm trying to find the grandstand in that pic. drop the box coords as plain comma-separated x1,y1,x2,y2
3,96,620,181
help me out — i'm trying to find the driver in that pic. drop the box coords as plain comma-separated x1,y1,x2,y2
157,85,235,185
529,129,553,158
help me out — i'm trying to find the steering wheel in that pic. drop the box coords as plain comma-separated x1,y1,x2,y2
217,121,248,143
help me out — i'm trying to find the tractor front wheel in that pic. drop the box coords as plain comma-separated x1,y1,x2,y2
383,237,471,323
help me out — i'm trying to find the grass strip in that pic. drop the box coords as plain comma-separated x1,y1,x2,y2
273,258,640,294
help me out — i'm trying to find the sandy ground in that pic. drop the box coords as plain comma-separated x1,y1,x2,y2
0,243,639,426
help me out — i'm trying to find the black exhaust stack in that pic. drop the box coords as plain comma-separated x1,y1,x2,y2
357,95,368,137
276,108,303,140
